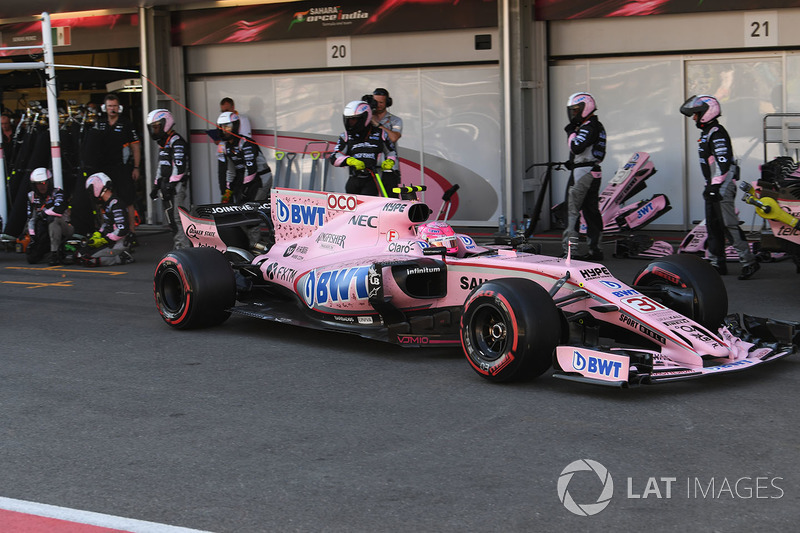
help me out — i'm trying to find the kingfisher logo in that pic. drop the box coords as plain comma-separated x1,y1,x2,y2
572,350,624,379
302,266,371,307
276,198,326,226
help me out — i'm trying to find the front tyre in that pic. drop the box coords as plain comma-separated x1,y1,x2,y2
633,253,727,330
461,278,561,382
154,247,236,329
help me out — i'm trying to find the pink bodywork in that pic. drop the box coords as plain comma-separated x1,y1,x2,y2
179,187,787,385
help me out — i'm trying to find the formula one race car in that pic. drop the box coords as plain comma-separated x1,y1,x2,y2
153,187,798,387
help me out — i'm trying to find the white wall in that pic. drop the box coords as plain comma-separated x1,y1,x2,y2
549,9,800,57
187,65,503,225
549,51,791,230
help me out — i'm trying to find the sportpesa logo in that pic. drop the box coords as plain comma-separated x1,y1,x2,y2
557,459,614,516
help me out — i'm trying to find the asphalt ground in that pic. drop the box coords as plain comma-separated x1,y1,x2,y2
1,228,799,532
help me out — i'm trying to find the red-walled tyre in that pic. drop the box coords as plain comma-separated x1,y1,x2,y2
461,278,561,382
154,247,236,329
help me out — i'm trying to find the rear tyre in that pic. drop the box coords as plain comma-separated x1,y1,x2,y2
633,253,727,329
154,247,236,329
461,278,561,382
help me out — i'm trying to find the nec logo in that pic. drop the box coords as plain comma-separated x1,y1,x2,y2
572,350,623,378
348,214,378,228
276,198,325,226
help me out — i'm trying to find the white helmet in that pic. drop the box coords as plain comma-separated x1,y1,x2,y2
86,172,112,197
343,100,372,137
217,111,240,139
30,167,52,183
567,92,597,126
146,108,174,141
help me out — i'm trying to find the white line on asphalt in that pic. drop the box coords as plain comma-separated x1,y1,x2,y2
0,496,215,533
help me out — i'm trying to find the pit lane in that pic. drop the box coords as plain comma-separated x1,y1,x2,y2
1,229,799,532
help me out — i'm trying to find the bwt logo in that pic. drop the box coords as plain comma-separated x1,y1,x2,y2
636,202,654,219
303,266,370,307
276,198,326,226
460,235,476,248
572,350,623,378
558,459,614,516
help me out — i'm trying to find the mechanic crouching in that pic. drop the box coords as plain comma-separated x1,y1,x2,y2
25,167,74,265
79,172,134,266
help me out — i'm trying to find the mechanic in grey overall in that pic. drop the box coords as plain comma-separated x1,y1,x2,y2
561,92,606,260
680,95,759,280
146,108,191,250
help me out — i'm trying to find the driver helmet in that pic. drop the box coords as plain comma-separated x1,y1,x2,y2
343,100,372,137
417,221,458,254
30,167,52,193
217,111,240,140
680,95,721,128
86,172,112,198
566,92,596,127
146,108,174,142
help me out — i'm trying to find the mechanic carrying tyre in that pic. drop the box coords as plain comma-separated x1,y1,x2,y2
680,95,759,280
330,100,398,197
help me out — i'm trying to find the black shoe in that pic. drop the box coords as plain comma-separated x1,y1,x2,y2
47,251,61,266
120,250,135,265
738,262,760,280
711,262,728,275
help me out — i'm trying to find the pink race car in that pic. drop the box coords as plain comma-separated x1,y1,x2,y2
153,187,798,387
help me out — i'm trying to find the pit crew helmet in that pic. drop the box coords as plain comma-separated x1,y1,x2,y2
30,167,52,193
680,95,721,127
343,100,372,137
567,92,596,127
217,111,240,140
86,172,112,198
30,167,52,184
417,221,458,254
146,108,174,142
